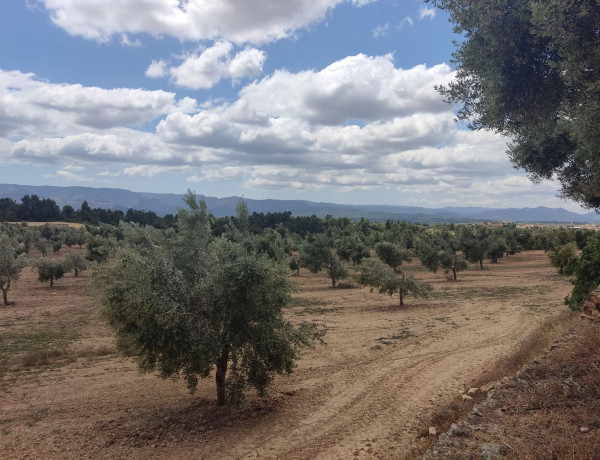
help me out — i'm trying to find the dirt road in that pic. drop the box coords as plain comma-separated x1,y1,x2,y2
0,250,572,459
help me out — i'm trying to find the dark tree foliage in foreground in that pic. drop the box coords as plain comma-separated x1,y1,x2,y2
429,0,600,208
565,234,600,311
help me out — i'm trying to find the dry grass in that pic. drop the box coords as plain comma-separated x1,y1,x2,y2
413,311,580,457
506,323,600,459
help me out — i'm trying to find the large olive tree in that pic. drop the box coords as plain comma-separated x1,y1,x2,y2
93,192,321,405
429,0,600,208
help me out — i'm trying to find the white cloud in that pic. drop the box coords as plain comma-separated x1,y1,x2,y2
0,69,194,139
3,53,574,209
146,60,167,78
167,42,266,89
120,34,141,47
123,165,188,177
52,169,92,182
36,0,365,45
418,7,436,20
373,23,389,38
398,16,414,28
229,55,454,125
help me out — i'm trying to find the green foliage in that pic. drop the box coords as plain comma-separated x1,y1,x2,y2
375,241,410,272
565,234,600,311
416,233,468,281
357,259,432,306
93,194,322,405
64,250,87,277
36,258,66,287
429,0,600,208
0,235,28,306
35,238,49,257
486,236,507,264
335,234,370,266
85,234,115,263
299,234,348,287
546,242,577,275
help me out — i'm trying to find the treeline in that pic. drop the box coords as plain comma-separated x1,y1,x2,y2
0,195,176,228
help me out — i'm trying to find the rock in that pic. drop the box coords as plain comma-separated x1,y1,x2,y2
472,408,484,417
449,423,468,437
587,289,600,305
480,443,504,460
428,426,437,436
480,382,496,393
462,394,473,402
579,426,590,433
139,432,154,440
467,387,481,396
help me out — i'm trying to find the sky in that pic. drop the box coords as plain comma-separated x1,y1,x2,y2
0,0,587,212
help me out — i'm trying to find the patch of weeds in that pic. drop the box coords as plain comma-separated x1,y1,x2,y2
27,407,50,427
524,303,543,312
434,317,459,328
376,327,415,345
21,348,75,368
2,428,10,435
370,345,383,351
288,297,325,308
76,346,116,360
297,306,344,316
0,324,80,372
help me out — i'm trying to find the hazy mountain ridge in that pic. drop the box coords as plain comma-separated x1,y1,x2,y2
0,184,598,223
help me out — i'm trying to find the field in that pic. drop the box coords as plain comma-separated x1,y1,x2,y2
0,249,575,459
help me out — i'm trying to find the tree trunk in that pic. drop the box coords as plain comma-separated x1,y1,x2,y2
2,287,8,307
215,347,229,406
479,260,483,269
74,266,79,277
452,267,457,281
399,289,404,306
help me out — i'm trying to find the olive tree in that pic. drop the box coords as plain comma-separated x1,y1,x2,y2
93,193,321,405
358,259,432,307
36,258,66,287
546,242,577,275
64,250,87,277
299,234,348,287
565,234,600,311
429,0,600,208
375,241,410,273
0,235,28,306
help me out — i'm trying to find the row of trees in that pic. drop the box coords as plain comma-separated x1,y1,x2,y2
0,195,175,228
2,197,599,405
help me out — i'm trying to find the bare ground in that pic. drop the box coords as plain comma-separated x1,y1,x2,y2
0,250,573,459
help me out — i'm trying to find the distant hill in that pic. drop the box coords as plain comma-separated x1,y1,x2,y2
0,183,598,224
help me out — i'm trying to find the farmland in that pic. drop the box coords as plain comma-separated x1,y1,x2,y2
0,249,574,459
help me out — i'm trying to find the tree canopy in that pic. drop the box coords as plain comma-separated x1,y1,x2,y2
93,192,321,405
429,0,600,208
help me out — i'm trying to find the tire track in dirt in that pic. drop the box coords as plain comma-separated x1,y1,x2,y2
224,313,533,459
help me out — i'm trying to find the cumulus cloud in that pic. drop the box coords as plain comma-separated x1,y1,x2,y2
36,0,368,44
230,55,454,125
4,53,553,207
0,69,195,139
146,60,167,78
166,42,266,89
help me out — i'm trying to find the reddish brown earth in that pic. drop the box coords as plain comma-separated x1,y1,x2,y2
0,250,573,459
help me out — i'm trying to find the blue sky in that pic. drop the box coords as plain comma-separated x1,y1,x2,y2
0,0,585,211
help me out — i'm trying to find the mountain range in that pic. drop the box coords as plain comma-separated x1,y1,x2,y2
1,183,599,224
